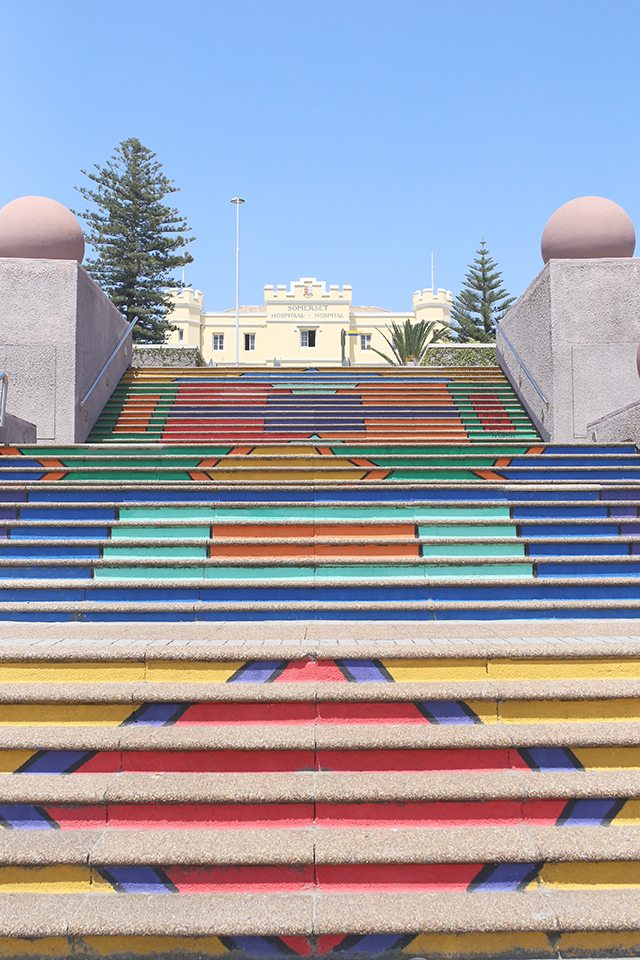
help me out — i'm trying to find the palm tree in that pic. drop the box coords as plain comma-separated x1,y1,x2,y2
372,318,450,365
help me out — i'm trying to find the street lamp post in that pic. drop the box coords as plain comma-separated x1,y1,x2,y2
230,197,245,367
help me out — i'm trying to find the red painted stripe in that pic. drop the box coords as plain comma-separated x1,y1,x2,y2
166,864,313,893
176,703,315,725
43,804,106,829
316,799,566,827
316,863,480,891
76,750,313,774
317,749,528,772
273,660,326,684
104,803,313,829
317,702,428,724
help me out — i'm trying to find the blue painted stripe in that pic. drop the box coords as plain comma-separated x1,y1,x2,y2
11,527,109,540
20,508,116,521
528,543,627,557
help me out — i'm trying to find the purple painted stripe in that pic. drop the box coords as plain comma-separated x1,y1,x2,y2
609,506,638,518
229,660,287,683
334,935,411,955
16,750,94,774
0,804,55,829
99,865,176,893
224,938,294,958
123,703,187,726
337,659,391,682
417,700,479,724
520,747,582,771
560,798,623,825
469,862,540,891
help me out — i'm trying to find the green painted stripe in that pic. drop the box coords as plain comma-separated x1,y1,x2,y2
110,526,211,539
421,542,526,558
418,523,518,538
102,545,207,559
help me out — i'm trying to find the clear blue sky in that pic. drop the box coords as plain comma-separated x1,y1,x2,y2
2,0,639,311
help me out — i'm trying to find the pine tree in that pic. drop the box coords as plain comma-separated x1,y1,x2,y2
75,138,194,343
451,240,515,342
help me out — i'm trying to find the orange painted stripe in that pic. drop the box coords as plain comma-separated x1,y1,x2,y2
213,523,417,538
474,469,505,481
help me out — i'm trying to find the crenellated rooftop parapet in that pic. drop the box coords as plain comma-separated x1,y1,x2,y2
264,277,353,302
412,287,454,309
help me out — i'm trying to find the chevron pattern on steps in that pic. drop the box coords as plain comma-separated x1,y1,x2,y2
89,366,538,443
0,641,640,959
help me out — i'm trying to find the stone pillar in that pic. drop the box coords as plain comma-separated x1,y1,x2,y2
0,258,131,443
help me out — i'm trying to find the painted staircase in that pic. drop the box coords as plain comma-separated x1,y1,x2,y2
2,365,640,958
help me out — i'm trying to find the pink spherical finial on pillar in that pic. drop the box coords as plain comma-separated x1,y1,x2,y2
0,196,85,263
541,196,636,264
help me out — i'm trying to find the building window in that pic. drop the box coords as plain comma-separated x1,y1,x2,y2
244,333,256,351
360,334,372,350
300,329,316,348
177,328,184,341
212,333,224,351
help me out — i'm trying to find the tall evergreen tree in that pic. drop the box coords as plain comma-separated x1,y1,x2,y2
75,138,194,343
451,240,515,342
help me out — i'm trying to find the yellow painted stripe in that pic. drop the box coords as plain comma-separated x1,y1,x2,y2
497,699,640,724
0,939,71,958
0,704,136,727
540,861,640,889
490,657,640,681
0,662,145,683
84,936,228,957
0,865,110,894
146,661,245,682
558,932,640,954
0,751,38,773
0,661,246,683
613,799,640,824
382,659,487,682
572,747,640,770
459,701,498,723
383,657,640,683
405,931,553,958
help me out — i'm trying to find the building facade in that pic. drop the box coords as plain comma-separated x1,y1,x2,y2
165,277,452,366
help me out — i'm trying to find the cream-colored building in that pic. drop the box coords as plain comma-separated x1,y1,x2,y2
165,277,452,366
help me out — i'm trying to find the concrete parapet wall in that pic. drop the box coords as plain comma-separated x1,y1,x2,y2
0,258,131,443
497,258,640,442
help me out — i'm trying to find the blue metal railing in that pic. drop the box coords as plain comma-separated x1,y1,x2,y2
0,371,7,427
80,317,138,408
496,325,548,406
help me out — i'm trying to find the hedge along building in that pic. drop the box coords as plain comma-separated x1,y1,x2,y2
165,276,453,365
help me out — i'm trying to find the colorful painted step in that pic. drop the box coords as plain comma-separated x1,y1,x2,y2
5,363,640,957
1,637,640,959
89,366,538,443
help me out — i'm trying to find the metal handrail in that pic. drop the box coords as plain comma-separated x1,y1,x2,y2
0,372,7,428
80,317,138,408
496,324,549,406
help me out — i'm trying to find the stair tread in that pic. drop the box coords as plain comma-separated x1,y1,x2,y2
0,720,638,750
1,769,639,803
1,825,640,865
